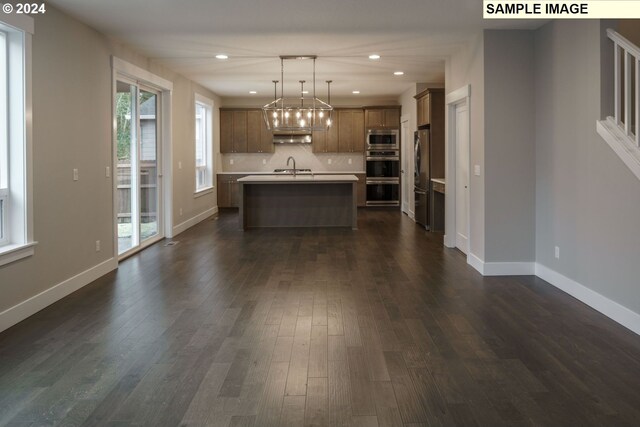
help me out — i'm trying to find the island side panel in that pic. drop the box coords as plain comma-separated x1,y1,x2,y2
352,182,358,230
243,182,354,228
238,182,245,230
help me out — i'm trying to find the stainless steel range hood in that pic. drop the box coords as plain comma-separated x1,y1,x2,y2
272,130,312,144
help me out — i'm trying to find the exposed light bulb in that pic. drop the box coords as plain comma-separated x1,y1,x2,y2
319,111,324,118
307,111,312,118
300,119,306,127
296,111,301,118
273,112,278,118
274,120,279,127
326,118,332,127
285,111,290,118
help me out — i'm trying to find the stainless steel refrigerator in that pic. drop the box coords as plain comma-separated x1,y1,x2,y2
414,128,430,229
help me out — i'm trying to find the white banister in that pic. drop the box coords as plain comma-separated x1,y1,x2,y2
608,29,640,146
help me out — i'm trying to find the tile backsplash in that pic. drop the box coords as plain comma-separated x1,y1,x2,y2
219,144,364,172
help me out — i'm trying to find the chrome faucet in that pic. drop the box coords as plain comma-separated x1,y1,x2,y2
287,156,296,176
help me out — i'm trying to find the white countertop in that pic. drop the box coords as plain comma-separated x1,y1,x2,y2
219,171,365,175
238,174,358,183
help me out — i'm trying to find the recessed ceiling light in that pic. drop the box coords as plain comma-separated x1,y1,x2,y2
394,71,405,76
368,54,380,60
215,54,228,60
352,90,360,94
249,91,257,94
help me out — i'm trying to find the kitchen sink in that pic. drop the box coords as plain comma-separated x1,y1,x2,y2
273,168,312,174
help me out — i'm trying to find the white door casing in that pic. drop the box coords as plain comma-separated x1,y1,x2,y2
455,103,469,253
444,85,471,260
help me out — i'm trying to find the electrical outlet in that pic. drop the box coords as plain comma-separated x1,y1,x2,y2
474,165,481,176
179,208,183,216
555,246,560,259
178,161,182,170
230,159,234,165
328,158,332,165
105,166,110,178
262,159,267,165
95,240,101,252
348,158,352,165
73,168,79,181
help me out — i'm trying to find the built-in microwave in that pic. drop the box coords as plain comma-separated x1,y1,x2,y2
366,129,399,150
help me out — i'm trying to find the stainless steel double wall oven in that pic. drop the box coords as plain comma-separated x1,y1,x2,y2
365,129,400,206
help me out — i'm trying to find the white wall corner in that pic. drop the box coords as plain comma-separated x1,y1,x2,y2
0,258,118,333
536,263,640,336
467,252,485,275
467,253,535,276
597,118,640,181
172,207,218,237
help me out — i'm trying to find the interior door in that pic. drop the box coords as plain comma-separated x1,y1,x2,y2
455,102,469,253
115,79,162,258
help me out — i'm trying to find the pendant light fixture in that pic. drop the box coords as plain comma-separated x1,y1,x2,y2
262,55,333,132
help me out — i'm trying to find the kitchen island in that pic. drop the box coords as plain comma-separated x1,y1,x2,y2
237,174,358,230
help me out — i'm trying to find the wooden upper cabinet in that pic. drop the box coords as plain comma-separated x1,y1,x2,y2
338,109,365,153
364,107,400,129
247,110,274,153
312,114,339,153
221,109,274,153
415,89,443,128
220,109,248,153
220,110,234,153
232,111,247,152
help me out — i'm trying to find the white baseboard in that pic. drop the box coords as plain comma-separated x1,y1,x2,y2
467,253,535,276
0,257,118,333
536,263,640,336
408,210,415,220
443,235,455,248
172,207,218,237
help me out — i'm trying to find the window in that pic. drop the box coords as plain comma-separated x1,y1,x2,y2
0,15,35,266
195,95,213,193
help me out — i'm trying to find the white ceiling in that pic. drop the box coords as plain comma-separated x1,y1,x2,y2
47,0,544,99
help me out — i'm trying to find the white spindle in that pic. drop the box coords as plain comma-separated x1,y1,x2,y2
636,57,640,147
615,43,620,124
625,52,632,135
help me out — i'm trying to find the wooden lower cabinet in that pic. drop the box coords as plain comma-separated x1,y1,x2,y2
356,173,366,207
217,174,247,208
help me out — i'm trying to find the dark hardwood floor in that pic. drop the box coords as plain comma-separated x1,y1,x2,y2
1,209,640,426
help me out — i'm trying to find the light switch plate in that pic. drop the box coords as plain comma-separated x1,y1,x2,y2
474,165,481,176
262,159,267,165
178,161,182,169
328,159,332,165
73,169,79,181
105,166,110,178
348,158,352,165
230,159,234,165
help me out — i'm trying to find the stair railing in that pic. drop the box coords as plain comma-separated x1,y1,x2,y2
608,28,640,147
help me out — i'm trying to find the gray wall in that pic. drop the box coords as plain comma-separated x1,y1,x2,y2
535,20,640,313
0,5,219,314
483,31,536,263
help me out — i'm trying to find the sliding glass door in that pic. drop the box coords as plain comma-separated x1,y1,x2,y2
116,79,162,257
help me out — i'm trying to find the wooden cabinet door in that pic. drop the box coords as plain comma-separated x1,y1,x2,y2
312,130,327,153
220,110,234,153
365,109,384,129
338,110,354,153
352,110,365,152
356,173,366,207
384,108,400,128
246,110,262,153
326,118,339,152
232,111,248,153
217,175,230,207
418,94,430,127
339,109,365,153
260,114,274,153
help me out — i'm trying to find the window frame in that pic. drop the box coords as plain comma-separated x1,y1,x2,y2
0,14,35,267
194,94,214,196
